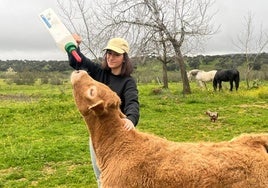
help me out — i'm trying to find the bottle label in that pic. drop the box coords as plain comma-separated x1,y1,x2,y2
40,14,51,28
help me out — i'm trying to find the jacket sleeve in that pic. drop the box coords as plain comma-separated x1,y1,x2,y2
123,78,140,126
67,48,101,76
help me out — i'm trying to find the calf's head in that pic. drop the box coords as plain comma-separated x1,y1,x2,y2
70,70,122,117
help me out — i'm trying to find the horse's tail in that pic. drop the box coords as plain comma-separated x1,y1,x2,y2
213,74,218,91
235,70,240,90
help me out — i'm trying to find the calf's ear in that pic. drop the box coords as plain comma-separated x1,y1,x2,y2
88,100,105,115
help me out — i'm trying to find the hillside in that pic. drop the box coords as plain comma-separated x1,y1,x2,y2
0,53,268,84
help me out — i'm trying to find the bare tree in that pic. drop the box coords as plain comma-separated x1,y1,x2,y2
158,36,172,89
57,0,217,94
103,0,217,94
234,12,268,89
149,30,173,89
57,0,113,62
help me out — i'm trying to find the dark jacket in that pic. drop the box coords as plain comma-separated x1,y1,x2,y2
68,51,140,126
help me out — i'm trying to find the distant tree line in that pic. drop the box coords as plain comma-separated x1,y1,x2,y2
0,60,71,72
0,53,267,73
133,52,268,72
185,53,268,70
0,60,71,85
0,53,268,85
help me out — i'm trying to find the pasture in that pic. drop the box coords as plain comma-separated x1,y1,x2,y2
0,79,268,187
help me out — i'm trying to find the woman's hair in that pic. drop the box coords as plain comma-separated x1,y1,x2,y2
101,51,133,77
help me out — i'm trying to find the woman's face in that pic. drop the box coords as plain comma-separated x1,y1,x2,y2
106,50,124,70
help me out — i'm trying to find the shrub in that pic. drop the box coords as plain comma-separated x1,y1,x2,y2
7,71,36,85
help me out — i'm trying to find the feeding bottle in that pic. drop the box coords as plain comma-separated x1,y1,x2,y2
39,8,81,62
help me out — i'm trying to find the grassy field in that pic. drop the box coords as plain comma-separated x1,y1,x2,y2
0,79,268,187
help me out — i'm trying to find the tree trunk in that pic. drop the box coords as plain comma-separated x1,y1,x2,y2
162,63,168,89
175,49,191,94
245,64,251,89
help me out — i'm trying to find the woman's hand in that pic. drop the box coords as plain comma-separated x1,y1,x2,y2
72,33,82,45
123,118,135,131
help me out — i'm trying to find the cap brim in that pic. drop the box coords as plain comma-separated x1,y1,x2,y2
103,45,124,54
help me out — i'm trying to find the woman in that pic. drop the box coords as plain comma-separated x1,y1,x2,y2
68,34,140,187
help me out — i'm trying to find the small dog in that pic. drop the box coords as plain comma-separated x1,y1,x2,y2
206,110,218,122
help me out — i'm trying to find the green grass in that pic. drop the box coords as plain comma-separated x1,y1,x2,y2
0,80,268,187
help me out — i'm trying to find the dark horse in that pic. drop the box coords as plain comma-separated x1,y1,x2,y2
213,69,240,91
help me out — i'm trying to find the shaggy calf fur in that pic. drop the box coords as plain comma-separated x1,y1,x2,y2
71,70,268,188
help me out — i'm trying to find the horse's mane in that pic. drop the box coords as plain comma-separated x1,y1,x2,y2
188,69,203,76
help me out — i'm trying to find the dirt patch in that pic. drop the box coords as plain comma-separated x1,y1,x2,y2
0,167,19,175
238,102,268,109
42,165,56,175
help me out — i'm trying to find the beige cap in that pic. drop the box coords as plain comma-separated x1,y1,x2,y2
103,38,129,54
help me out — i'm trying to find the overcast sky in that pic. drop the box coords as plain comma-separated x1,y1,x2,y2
0,0,267,60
